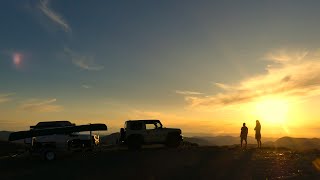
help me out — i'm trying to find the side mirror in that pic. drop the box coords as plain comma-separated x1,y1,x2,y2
120,128,125,133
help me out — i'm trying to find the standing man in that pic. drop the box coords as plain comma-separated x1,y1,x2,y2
240,123,248,149
254,120,262,148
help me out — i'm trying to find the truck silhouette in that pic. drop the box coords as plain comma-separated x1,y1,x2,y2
119,120,183,150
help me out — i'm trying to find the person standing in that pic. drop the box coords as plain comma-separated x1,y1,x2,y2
254,120,262,148
240,123,248,149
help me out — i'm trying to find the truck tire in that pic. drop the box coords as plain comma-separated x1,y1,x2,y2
44,150,56,161
166,134,181,148
127,135,142,150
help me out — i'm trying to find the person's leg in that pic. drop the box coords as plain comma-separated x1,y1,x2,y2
240,138,243,147
245,138,247,148
257,135,261,148
259,140,262,148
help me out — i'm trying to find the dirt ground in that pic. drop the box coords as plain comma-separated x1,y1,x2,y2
1,146,320,180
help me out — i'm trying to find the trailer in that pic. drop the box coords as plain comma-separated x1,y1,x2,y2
8,121,108,160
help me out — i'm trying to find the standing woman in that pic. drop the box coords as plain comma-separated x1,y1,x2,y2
254,120,262,148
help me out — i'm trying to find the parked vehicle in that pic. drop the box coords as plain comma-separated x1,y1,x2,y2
119,120,183,150
9,121,107,160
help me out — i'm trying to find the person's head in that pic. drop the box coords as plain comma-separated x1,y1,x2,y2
243,123,246,126
256,120,260,124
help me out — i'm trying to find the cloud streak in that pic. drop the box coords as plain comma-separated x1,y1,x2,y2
38,0,71,32
20,98,63,113
0,93,14,104
64,48,104,71
182,49,320,110
175,90,203,95
82,84,92,89
129,110,162,119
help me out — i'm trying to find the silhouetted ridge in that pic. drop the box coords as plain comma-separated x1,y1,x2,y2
0,131,11,141
275,137,320,150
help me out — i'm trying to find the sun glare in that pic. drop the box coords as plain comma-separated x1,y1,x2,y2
254,97,289,125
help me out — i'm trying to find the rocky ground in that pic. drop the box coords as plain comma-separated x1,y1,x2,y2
1,145,320,180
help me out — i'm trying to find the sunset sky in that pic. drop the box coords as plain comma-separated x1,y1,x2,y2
1,0,320,138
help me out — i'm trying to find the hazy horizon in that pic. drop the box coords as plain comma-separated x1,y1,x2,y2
2,1,320,138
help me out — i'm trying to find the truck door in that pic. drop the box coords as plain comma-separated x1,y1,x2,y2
144,123,159,143
154,121,167,142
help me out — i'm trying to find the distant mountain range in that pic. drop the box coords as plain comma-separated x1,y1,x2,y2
183,136,277,146
273,137,320,151
0,131,11,141
184,136,320,151
2,130,320,151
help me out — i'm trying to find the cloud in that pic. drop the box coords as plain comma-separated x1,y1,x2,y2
128,109,186,121
129,110,162,119
0,120,20,124
82,84,92,89
20,98,63,113
64,47,104,71
0,93,14,104
175,90,203,95
38,0,71,32
264,49,309,64
182,49,320,110
214,83,233,91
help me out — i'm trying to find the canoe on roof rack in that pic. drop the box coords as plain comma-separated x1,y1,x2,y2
8,123,107,141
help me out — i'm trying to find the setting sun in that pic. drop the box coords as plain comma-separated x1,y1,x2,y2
254,97,289,125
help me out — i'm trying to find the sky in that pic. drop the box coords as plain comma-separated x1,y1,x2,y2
1,0,320,138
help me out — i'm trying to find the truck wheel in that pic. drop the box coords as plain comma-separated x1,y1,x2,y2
166,134,181,148
127,135,142,151
44,150,56,161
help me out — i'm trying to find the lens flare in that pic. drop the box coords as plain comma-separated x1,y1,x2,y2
12,53,23,66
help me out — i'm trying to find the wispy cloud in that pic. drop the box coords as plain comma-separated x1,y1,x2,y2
214,83,233,91
182,49,320,110
175,90,203,95
0,93,14,104
20,98,63,113
82,84,92,89
64,47,104,71
38,0,71,32
127,109,186,121
129,110,162,119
